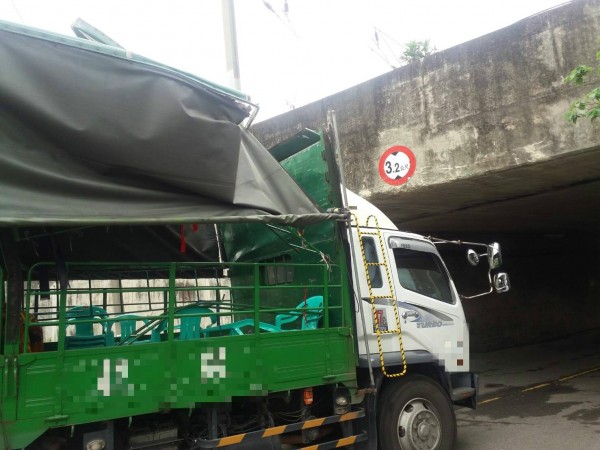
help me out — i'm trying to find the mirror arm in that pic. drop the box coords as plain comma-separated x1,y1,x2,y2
459,269,494,300
428,237,490,249
459,287,493,300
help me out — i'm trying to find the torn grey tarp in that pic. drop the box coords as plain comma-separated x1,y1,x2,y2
0,20,342,228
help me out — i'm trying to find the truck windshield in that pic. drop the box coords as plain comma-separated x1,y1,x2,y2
393,248,453,304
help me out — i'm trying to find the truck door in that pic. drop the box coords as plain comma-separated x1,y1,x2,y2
385,235,470,373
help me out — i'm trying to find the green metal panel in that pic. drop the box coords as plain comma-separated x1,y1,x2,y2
221,130,349,326
2,259,357,448
222,130,342,265
278,130,340,211
7,329,355,448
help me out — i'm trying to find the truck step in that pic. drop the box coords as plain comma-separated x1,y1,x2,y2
451,387,475,401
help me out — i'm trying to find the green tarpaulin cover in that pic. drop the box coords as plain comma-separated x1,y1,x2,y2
0,20,338,228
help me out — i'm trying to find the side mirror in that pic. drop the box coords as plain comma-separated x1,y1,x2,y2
467,249,480,266
487,242,502,269
493,272,510,293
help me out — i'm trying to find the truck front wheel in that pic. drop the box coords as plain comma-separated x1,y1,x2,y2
378,374,456,450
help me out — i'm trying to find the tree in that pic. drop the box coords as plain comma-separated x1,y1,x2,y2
564,45,600,123
399,40,435,64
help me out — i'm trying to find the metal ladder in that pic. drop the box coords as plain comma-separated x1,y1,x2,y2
353,213,407,377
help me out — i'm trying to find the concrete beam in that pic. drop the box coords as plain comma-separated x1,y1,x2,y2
252,0,600,233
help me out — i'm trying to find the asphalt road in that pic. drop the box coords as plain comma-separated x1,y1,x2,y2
455,328,600,450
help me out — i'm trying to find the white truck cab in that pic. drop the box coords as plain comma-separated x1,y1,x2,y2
348,190,470,374
345,189,509,450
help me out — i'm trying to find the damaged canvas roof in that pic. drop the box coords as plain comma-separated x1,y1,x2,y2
0,19,341,228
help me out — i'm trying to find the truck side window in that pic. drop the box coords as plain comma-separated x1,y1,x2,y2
393,248,453,304
361,237,383,288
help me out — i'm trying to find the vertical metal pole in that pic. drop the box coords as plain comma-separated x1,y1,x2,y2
24,272,31,353
253,265,260,335
209,407,219,440
322,265,329,328
327,110,375,387
222,0,241,91
168,263,176,341
0,230,22,352
58,289,67,352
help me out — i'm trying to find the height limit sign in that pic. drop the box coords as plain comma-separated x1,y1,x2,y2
378,146,416,186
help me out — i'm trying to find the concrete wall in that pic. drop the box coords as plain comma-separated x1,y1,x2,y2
252,0,600,199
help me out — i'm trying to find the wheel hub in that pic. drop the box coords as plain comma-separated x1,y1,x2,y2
397,399,442,450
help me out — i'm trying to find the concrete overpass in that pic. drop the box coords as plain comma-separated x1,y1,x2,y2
252,0,600,351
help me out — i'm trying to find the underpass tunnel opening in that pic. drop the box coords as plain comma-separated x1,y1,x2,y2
386,177,600,353
432,231,600,352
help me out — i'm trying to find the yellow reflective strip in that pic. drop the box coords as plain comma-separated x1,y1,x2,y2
479,397,501,405
522,383,550,392
559,366,600,382
301,445,319,450
303,418,326,429
336,436,358,447
262,425,287,437
340,411,360,422
217,434,245,447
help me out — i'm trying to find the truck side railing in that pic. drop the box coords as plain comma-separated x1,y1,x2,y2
21,261,344,353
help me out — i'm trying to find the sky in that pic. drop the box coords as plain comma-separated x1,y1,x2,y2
0,0,570,122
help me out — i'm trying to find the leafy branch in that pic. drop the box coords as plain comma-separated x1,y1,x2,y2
399,40,436,64
564,48,600,123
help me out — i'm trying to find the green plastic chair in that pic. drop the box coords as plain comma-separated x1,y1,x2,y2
149,318,168,343
65,335,111,349
177,304,217,340
116,314,149,342
65,305,114,349
275,296,324,330
203,319,281,336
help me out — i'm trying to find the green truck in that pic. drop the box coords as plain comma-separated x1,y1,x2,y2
0,19,509,450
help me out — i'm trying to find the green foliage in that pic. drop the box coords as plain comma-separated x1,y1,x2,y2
564,46,600,123
400,40,435,64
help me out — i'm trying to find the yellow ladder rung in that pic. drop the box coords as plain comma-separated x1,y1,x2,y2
377,329,401,335
353,212,407,378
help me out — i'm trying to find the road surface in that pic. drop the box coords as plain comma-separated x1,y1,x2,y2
456,328,600,450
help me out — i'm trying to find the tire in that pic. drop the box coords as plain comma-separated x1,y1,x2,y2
378,374,456,450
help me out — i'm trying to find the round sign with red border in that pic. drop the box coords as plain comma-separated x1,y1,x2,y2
378,146,416,186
